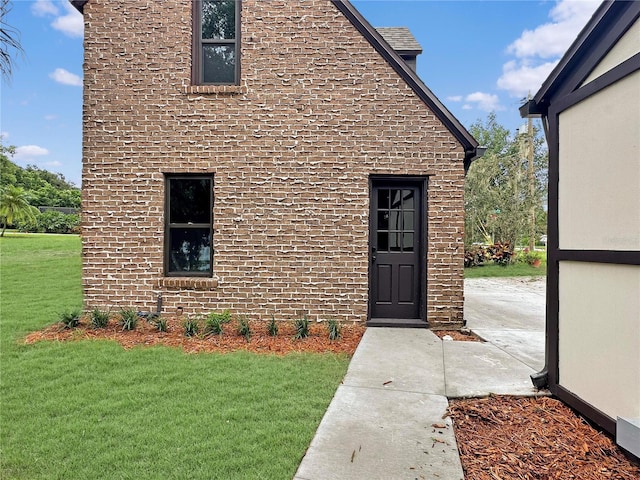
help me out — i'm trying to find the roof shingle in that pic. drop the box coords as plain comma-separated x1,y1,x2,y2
375,27,423,53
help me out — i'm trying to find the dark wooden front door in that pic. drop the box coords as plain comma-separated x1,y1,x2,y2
370,183,423,320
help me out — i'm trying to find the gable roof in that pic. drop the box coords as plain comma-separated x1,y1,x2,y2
71,0,480,169
521,0,640,117
375,27,423,55
331,1,480,170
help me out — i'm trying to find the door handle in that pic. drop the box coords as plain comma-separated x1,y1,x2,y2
371,246,377,263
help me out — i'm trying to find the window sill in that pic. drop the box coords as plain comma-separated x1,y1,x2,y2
159,277,219,290
185,85,246,95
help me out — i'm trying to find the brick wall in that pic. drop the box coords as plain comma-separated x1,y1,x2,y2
80,0,466,327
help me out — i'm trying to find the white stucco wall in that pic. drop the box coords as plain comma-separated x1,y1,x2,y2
559,262,640,420
583,17,640,85
558,70,640,251
557,20,640,425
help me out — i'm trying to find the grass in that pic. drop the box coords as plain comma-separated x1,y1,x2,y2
0,233,350,480
464,261,547,278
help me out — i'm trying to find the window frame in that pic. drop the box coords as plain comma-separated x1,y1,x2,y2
192,0,241,86
164,174,214,278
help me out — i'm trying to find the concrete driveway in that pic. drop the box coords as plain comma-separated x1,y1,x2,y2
464,276,546,372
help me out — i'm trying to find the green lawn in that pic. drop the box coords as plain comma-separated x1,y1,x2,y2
464,261,547,278
0,233,349,480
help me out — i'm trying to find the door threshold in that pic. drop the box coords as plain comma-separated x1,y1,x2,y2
367,318,428,328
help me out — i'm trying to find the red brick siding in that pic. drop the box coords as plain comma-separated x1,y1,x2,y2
80,0,465,327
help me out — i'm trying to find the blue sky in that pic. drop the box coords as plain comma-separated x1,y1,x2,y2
1,0,601,186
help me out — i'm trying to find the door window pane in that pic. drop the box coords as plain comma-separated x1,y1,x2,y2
378,189,390,209
389,232,401,252
390,189,402,210
377,232,389,252
377,211,389,230
403,211,414,231
203,45,236,84
389,211,401,230
402,189,414,209
403,233,414,252
168,228,211,273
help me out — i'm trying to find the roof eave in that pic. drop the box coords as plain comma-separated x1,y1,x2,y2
396,49,423,57
331,0,479,159
70,0,87,14
519,99,545,118
523,0,639,118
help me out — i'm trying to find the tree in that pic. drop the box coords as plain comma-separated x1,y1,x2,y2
0,144,18,186
1,0,24,81
464,113,547,248
1,145,81,208
0,185,39,236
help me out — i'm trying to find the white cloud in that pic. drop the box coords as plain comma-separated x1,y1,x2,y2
49,68,82,87
31,0,84,38
497,60,559,99
14,145,50,161
52,2,84,38
463,92,504,112
506,1,600,59
31,0,59,17
447,95,463,102
13,145,63,169
498,0,600,98
44,114,58,121
1,131,9,140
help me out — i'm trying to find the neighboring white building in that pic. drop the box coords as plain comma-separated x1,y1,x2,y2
521,0,639,458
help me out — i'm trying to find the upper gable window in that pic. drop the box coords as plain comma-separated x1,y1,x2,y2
193,0,240,85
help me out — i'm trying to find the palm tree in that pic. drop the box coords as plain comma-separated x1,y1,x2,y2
0,185,38,236
1,0,24,81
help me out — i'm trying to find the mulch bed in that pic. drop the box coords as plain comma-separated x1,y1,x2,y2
449,396,640,479
24,318,366,355
433,329,484,342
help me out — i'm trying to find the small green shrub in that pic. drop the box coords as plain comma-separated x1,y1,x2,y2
90,308,110,329
204,315,224,336
207,309,232,324
151,316,168,332
183,316,201,337
267,315,278,337
516,248,546,266
294,315,310,340
59,309,82,329
17,210,80,235
326,319,341,341
119,308,139,331
236,316,251,341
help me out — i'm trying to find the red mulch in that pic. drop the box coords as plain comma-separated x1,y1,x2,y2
433,329,483,342
449,396,640,479
24,318,366,355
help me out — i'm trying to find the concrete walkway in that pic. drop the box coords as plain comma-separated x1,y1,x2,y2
294,277,546,480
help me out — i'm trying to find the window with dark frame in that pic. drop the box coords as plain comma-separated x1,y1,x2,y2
193,0,240,85
165,176,213,277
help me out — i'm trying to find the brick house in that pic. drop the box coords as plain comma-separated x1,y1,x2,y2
72,0,480,328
